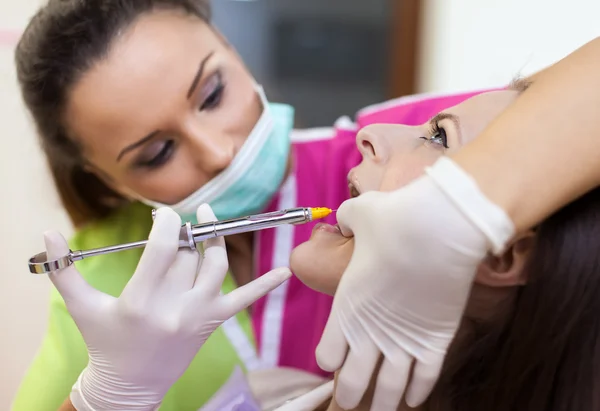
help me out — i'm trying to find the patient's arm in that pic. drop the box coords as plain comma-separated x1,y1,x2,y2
453,36,600,232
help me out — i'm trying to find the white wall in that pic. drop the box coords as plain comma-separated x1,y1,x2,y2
2,0,600,409
418,0,600,93
0,1,74,408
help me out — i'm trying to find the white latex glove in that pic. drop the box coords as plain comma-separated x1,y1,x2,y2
44,205,291,411
273,381,334,411
316,157,515,410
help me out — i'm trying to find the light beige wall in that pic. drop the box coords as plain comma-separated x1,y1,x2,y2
417,0,600,93
0,1,73,408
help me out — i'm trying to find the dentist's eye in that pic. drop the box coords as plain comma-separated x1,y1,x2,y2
201,83,224,111
199,72,225,111
137,140,175,168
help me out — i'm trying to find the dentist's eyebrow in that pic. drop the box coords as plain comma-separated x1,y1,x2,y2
187,51,215,99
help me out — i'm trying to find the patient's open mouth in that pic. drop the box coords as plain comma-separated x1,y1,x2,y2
311,175,359,237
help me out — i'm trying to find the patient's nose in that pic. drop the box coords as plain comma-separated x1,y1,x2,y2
356,125,390,163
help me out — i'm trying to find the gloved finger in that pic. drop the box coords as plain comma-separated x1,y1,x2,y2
335,198,356,237
404,355,444,408
124,207,182,296
193,204,229,293
334,342,380,409
218,268,292,316
273,380,334,411
162,248,200,294
316,308,348,372
44,231,102,312
371,352,412,411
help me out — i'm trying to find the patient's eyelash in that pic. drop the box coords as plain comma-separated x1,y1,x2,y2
420,121,449,149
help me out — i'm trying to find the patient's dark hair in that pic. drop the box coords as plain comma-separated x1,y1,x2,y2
15,0,211,228
430,187,600,411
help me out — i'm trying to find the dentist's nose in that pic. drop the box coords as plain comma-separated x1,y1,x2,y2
185,125,236,178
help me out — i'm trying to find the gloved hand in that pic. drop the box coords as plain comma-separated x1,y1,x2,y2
316,157,515,410
44,205,291,411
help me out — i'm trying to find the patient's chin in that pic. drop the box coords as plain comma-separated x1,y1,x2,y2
290,242,331,294
290,238,353,296
289,242,309,277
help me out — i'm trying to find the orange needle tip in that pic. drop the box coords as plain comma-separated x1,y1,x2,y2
310,207,334,220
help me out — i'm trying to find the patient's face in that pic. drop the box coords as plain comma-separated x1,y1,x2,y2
291,90,520,295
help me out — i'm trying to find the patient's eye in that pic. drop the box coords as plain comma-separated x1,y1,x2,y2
430,125,448,148
420,123,449,149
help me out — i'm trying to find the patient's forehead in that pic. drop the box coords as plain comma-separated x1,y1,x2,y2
444,90,519,146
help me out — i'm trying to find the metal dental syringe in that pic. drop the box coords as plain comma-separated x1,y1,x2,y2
28,207,333,274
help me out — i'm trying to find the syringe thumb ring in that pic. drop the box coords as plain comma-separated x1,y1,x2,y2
153,209,206,250
180,221,196,250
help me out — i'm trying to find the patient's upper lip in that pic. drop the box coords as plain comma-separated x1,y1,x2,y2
332,222,355,239
347,170,362,197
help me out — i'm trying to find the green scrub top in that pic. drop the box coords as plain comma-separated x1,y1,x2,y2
12,202,255,411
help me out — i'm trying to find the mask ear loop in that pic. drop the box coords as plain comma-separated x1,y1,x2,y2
253,83,271,117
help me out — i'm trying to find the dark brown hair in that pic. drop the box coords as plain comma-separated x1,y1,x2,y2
430,187,600,411
15,0,211,227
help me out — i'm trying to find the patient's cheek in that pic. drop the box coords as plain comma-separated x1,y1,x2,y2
379,157,436,193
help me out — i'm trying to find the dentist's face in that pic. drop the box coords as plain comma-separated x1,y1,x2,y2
291,90,520,295
64,10,262,204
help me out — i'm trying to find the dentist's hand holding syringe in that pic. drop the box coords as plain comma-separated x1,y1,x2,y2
45,205,291,411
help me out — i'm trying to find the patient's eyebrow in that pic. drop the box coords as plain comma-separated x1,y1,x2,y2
509,77,533,93
429,112,460,130
427,112,462,145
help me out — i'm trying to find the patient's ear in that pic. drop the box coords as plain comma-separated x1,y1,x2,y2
475,231,535,287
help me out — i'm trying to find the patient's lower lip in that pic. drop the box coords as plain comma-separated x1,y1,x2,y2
313,223,342,234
